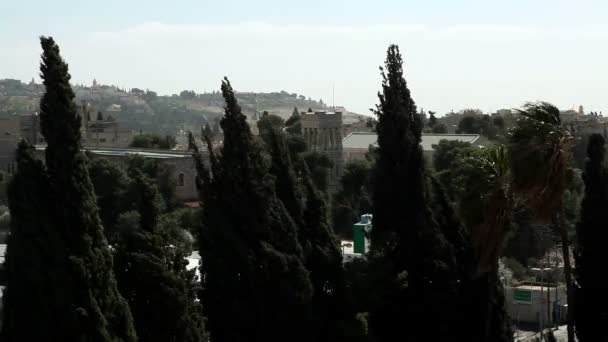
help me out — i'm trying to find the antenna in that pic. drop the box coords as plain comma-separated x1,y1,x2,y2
332,81,335,110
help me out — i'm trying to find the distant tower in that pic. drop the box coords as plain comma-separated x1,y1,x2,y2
579,105,584,115
301,110,344,190
29,77,35,86
92,78,98,87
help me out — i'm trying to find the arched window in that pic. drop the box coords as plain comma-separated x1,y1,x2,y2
178,173,185,187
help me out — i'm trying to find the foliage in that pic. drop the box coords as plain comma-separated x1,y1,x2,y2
285,109,302,135
2,37,136,341
126,155,178,210
129,133,177,150
332,159,373,238
192,78,313,342
368,44,500,342
574,134,608,342
431,123,447,133
113,170,207,342
302,151,333,194
502,257,529,282
1,142,58,341
456,114,502,139
88,156,131,240
509,101,576,342
432,139,476,172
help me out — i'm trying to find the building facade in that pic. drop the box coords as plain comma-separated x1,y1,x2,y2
34,146,204,202
301,110,344,189
78,102,134,148
342,132,481,167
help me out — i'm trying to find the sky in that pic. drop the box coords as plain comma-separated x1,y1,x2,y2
2,0,608,115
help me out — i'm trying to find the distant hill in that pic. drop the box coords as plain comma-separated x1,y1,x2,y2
0,78,365,134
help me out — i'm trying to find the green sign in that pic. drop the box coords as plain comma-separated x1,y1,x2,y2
513,289,532,304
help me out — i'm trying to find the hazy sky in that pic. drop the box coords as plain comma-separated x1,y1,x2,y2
2,0,607,115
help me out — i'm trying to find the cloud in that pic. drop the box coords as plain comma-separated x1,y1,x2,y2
92,22,608,40
50,21,608,115
91,22,429,41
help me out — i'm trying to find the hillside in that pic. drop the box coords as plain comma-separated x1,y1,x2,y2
0,79,366,134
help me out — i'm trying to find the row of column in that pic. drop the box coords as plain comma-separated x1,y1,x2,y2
303,128,342,150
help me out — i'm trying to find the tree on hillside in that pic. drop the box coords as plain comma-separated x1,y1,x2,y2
130,133,177,150
368,44,484,342
192,78,313,342
457,114,499,139
257,113,285,137
575,134,608,342
2,36,137,341
96,111,104,121
509,102,576,342
428,111,438,127
286,108,302,135
113,170,207,342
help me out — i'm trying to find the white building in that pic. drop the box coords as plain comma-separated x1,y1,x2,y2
342,132,481,166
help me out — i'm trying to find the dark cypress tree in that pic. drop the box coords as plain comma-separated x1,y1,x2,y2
1,142,57,341
368,45,476,342
2,36,137,341
575,134,608,342
114,170,207,342
263,128,357,340
194,78,313,342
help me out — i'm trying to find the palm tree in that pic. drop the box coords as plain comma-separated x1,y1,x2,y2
455,144,517,341
459,144,516,274
509,102,575,342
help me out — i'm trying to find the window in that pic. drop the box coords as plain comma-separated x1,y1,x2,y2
99,138,106,143
178,173,185,187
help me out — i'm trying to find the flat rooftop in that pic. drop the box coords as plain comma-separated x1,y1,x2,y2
35,146,192,159
342,132,480,152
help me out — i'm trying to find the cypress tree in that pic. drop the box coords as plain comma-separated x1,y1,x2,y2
264,128,354,340
114,170,207,342
194,78,313,342
575,134,608,341
1,142,57,341
368,45,474,341
2,36,137,341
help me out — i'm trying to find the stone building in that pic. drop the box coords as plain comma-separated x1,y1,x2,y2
300,110,344,189
342,132,481,167
34,146,204,202
78,102,134,148
0,113,45,172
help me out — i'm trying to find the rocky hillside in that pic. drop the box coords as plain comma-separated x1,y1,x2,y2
0,79,366,134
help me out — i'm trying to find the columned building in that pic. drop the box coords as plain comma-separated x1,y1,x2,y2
301,110,343,190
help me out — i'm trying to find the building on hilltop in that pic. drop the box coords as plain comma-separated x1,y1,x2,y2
78,102,134,148
301,109,344,189
342,131,482,167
